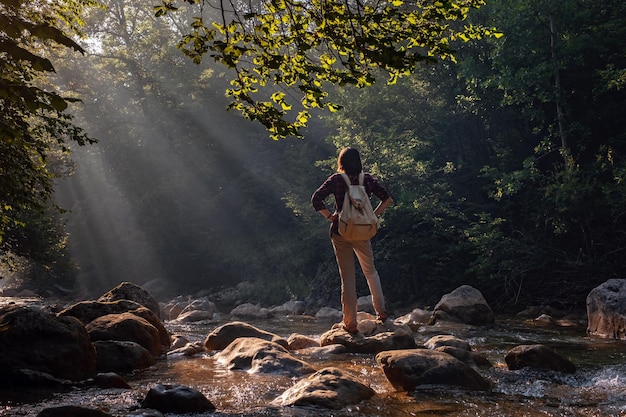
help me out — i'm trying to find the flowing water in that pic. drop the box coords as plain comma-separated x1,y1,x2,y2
2,299,626,417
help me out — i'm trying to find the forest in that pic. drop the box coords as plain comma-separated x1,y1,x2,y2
1,0,625,315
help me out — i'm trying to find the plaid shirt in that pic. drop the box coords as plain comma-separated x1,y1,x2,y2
311,172,391,234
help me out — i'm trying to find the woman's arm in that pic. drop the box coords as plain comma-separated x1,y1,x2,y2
373,197,393,217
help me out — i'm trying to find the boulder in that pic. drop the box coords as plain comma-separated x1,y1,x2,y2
216,337,315,376
376,349,491,391
315,307,343,322
1,369,68,388
423,335,491,367
0,305,96,381
287,333,319,350
396,308,432,331
141,383,216,414
93,340,155,373
357,295,375,314
434,346,492,368
58,299,147,324
204,321,288,351
169,334,190,350
587,278,626,340
163,297,190,320
505,344,576,373
300,344,348,358
167,341,205,357
98,281,161,319
430,285,494,325
229,303,271,319
173,310,214,323
59,301,170,350
271,367,375,409
179,297,216,317
91,372,132,389
319,321,416,354
269,300,306,316
424,335,471,351
86,312,163,357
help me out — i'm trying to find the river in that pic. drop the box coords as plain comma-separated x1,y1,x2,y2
1,299,626,417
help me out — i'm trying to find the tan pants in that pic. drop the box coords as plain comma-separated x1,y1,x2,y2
331,233,386,329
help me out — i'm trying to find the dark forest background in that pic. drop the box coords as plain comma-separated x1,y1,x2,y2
2,0,625,314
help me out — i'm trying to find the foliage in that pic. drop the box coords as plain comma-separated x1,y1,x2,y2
5,0,625,313
155,0,500,138
0,0,96,249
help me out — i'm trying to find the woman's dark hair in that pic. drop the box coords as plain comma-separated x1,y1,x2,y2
337,147,363,175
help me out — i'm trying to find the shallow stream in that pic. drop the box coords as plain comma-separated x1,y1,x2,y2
2,300,626,417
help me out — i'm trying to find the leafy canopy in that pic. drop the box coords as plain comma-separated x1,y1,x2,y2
0,0,96,244
155,0,500,138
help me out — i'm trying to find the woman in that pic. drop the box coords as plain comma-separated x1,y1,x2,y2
311,147,393,334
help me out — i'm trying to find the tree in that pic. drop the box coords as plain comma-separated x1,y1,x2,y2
0,0,96,247
455,0,626,306
155,0,499,138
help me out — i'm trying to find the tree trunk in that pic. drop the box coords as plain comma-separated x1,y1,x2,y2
549,14,571,169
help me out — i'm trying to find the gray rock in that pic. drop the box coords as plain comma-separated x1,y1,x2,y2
431,285,494,325
315,307,343,322
587,278,626,340
230,303,271,319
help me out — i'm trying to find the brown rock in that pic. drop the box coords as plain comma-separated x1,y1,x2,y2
435,346,492,368
505,344,576,373
424,335,471,351
141,383,216,414
271,367,375,409
287,333,319,350
319,321,416,354
204,321,287,350
98,281,161,319
376,349,491,391
0,305,96,381
86,312,162,357
58,301,170,350
216,337,315,376
93,340,156,373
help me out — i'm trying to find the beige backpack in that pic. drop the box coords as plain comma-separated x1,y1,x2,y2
338,173,378,240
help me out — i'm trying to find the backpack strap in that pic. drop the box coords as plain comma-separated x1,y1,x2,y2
340,172,365,186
